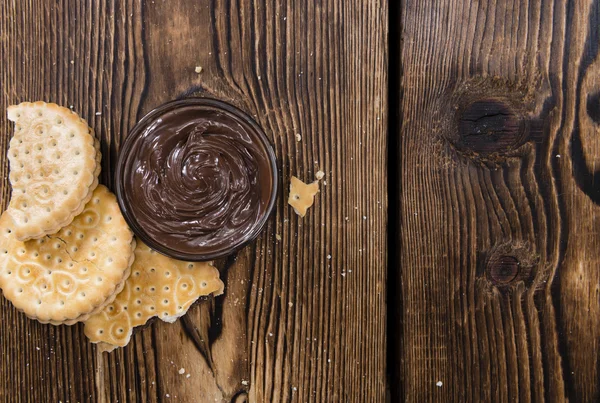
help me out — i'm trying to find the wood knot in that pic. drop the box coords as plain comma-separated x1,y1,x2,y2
430,77,547,164
479,242,538,290
458,100,522,153
587,91,600,124
487,255,520,285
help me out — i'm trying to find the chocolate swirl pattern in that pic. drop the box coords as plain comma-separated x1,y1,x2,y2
119,102,275,258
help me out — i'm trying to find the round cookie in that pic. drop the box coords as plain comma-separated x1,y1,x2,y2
0,185,134,325
6,102,99,240
84,240,224,351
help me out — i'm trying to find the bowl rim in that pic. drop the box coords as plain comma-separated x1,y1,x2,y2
114,97,278,261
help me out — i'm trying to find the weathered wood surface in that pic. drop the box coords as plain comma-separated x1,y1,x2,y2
394,0,600,401
0,1,388,402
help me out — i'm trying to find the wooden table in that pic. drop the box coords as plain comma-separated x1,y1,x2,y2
393,0,600,402
0,1,387,402
3,0,600,402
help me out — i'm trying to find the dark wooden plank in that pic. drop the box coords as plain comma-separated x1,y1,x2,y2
0,1,388,402
394,0,600,401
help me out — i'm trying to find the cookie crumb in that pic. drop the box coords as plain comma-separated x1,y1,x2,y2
436,381,443,387
95,112,101,116
275,234,282,241
295,133,301,142
186,374,191,378
288,176,319,217
242,380,249,386
195,66,203,74
178,368,185,375
315,170,325,180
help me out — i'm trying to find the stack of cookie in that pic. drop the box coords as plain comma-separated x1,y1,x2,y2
0,102,224,352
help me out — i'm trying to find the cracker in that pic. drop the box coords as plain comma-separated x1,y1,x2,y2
53,131,102,227
288,176,320,217
0,185,134,325
6,102,99,240
84,241,225,352
77,133,102,215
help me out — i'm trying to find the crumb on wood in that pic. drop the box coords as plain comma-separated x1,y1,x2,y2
288,176,319,217
195,66,203,73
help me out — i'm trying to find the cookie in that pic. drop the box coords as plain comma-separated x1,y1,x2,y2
288,176,320,217
6,102,99,240
80,133,102,209
84,241,225,352
0,185,134,325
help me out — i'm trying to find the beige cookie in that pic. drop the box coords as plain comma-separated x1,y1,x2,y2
81,133,102,209
0,185,134,325
288,176,320,217
84,241,225,352
6,102,99,240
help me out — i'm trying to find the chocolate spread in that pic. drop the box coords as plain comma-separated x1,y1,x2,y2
119,102,275,258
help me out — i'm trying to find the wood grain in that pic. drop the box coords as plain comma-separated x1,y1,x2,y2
394,0,600,401
0,0,388,402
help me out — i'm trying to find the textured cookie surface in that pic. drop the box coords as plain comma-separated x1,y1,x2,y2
84,241,225,351
6,102,99,240
0,185,134,324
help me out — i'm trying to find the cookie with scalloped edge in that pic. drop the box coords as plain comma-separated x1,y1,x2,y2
75,132,102,218
84,241,224,352
0,185,134,325
6,102,99,240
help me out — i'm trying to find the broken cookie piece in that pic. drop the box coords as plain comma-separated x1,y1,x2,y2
6,102,100,241
83,240,224,352
288,176,319,217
